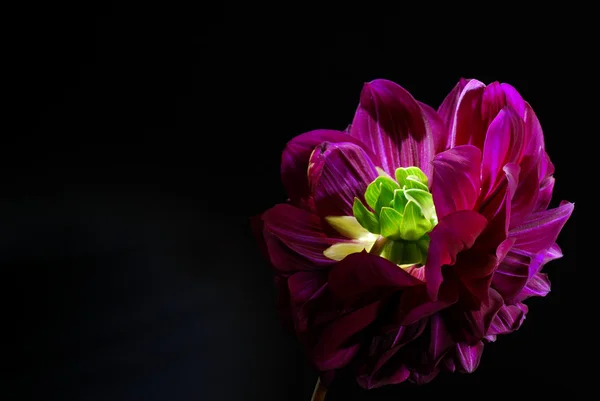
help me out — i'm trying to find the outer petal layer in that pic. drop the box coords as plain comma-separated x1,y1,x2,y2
350,79,444,178
431,145,482,219
281,129,374,202
308,141,378,217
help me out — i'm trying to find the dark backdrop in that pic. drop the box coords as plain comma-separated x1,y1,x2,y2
3,5,579,401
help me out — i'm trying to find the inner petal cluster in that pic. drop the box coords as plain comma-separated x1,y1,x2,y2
324,166,438,267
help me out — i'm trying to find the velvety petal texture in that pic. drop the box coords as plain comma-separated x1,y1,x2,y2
350,79,444,179
255,77,573,389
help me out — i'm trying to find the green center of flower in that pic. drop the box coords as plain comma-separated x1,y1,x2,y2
323,167,438,267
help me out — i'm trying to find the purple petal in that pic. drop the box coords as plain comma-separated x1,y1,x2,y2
487,303,528,336
535,176,555,212
312,301,381,371
438,78,487,149
328,251,422,304
501,83,526,117
262,204,340,269
356,321,426,389
398,282,458,326
445,288,504,344
481,107,525,198
425,211,488,300
429,313,456,365
287,271,328,333
455,341,484,373
510,158,542,229
281,129,375,202
481,82,507,125
514,272,551,302
409,370,440,385
431,145,482,219
476,164,517,250
418,101,447,155
307,141,378,217
350,79,443,178
509,201,574,256
454,238,514,307
492,250,544,302
521,103,545,165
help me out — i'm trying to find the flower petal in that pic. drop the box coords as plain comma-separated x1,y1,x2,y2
513,272,551,302
481,107,525,198
445,288,504,344
429,313,456,365
454,237,514,308
328,251,422,304
501,83,526,117
431,145,482,219
350,79,443,178
312,301,382,371
356,320,427,389
308,141,378,217
492,250,544,302
425,211,488,300
455,341,484,373
288,271,328,333
535,176,555,212
487,303,528,336
262,204,340,269
438,78,487,149
509,201,574,256
281,129,374,203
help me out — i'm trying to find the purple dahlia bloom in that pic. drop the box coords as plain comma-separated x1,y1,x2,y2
253,79,573,388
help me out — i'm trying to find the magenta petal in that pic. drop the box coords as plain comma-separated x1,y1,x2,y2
514,272,551,301
535,176,555,212
431,145,482,219
501,83,526,117
492,250,544,302
509,201,574,256
487,303,528,336
350,79,443,178
307,141,378,217
328,252,422,303
398,283,458,326
262,204,340,268
439,79,487,149
446,288,504,343
281,129,374,202
425,211,488,300
288,271,327,307
455,341,484,373
481,107,525,198
429,313,456,365
312,301,381,370
287,271,328,333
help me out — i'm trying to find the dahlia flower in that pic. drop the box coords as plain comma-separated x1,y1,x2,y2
253,78,573,396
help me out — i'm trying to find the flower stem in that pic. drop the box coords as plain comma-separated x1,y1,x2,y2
369,235,388,256
311,377,327,401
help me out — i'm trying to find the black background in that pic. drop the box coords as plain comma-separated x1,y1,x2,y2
3,4,580,401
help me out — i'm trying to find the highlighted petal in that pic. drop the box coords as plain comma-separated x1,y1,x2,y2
514,272,551,302
350,79,444,178
455,341,484,373
487,303,528,336
425,211,488,300
262,204,339,269
481,107,525,198
328,251,422,304
509,201,574,256
308,141,378,217
281,129,375,202
431,145,482,219
438,78,486,149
